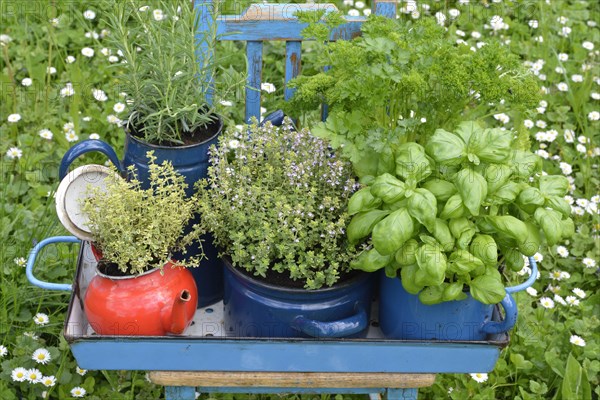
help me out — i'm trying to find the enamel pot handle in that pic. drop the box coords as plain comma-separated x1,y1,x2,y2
59,140,123,179
480,256,539,335
480,293,517,335
290,304,367,338
26,236,81,291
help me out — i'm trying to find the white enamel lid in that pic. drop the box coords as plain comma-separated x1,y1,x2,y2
55,164,120,241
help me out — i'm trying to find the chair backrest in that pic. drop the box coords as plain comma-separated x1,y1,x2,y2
195,1,398,123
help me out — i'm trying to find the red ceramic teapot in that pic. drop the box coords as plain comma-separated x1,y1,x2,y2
84,260,198,336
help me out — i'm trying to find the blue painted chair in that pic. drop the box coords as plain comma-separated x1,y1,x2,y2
25,2,528,400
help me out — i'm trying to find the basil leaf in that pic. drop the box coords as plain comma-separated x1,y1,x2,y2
470,274,506,305
468,127,513,164
455,168,488,216
395,238,419,266
503,247,525,272
470,234,498,268
440,193,467,219
400,264,424,295
421,178,457,202
347,210,390,244
449,217,476,250
350,247,392,272
416,243,446,286
489,181,522,205
486,216,529,244
370,173,406,204
518,222,541,257
352,148,379,178
407,188,437,232
539,175,570,197
448,249,485,274
395,143,432,182
534,208,563,246
348,187,382,215
418,285,445,305
545,195,572,218
431,219,454,252
372,208,414,255
443,282,465,302
454,120,480,144
561,218,575,240
517,187,546,214
512,151,542,179
485,164,512,193
426,128,467,165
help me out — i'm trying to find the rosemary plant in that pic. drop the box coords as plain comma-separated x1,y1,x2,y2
104,0,219,145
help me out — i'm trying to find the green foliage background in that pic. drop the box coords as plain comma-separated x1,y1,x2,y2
0,0,598,399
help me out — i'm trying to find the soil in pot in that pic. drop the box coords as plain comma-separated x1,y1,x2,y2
128,113,222,146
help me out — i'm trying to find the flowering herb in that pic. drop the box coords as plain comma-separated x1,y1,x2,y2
82,152,203,275
195,119,358,289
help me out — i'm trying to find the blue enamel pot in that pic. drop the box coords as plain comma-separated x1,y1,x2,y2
58,117,224,307
379,257,538,341
223,258,375,338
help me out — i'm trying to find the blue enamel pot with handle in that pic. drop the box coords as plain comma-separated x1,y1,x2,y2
223,258,375,338
379,257,538,341
58,117,224,307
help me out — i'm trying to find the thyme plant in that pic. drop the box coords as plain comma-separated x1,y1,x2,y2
82,152,203,275
103,0,219,145
195,119,358,289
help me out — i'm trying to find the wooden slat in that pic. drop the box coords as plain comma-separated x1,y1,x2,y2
245,41,263,122
194,0,216,104
217,19,365,41
149,371,436,389
373,0,398,18
284,41,302,101
239,3,339,21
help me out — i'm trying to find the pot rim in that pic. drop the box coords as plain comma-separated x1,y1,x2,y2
124,114,223,150
94,263,161,280
222,256,370,294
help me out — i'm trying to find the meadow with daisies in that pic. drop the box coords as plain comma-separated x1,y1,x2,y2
1,0,598,399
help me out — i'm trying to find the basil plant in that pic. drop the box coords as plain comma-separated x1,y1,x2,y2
348,121,574,305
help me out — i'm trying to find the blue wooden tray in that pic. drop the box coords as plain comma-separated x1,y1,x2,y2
63,241,509,373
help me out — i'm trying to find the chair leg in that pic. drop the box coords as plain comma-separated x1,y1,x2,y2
385,388,418,400
165,386,196,400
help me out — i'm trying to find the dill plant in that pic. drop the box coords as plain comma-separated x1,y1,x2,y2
195,119,359,289
103,0,219,145
81,152,203,275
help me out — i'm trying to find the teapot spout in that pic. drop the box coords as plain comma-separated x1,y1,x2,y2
164,289,192,335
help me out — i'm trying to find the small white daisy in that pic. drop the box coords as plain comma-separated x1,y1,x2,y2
47,66,57,75
92,88,108,102
219,100,233,107
32,348,51,364
71,387,87,397
470,372,488,383
556,82,569,92
153,9,164,21
108,55,119,63
113,102,126,113
83,10,96,20
524,119,534,128
582,257,596,268
554,294,567,306
7,113,21,123
66,130,79,142
139,5,150,12
572,74,583,83
582,41,595,51
576,144,587,154
21,77,32,86
33,313,49,325
588,111,600,121
39,129,53,140
81,47,94,58
26,368,43,383
540,297,555,309
89,133,100,140
6,147,23,160
0,345,8,357
42,375,57,387
0,34,12,44
556,246,569,257
66,55,76,64
11,367,27,382
106,115,121,125
558,53,569,62
569,335,585,346
528,20,538,28
261,82,276,93
76,366,87,376
572,288,586,299
60,83,75,97
526,287,538,296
